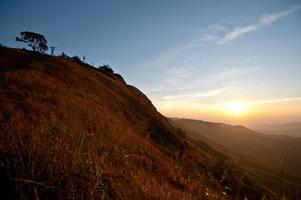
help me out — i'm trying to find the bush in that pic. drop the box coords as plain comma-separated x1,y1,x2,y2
98,64,113,73
72,56,82,63
61,52,68,58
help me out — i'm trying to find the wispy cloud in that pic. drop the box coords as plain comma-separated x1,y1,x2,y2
248,97,301,105
216,7,300,45
185,25,228,48
208,66,260,80
140,6,300,71
189,7,300,46
139,6,300,108
147,64,260,105
152,88,225,102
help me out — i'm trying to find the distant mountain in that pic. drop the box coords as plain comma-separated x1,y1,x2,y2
171,118,301,199
254,122,301,137
1,46,276,200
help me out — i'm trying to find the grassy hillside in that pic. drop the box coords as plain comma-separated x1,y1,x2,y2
0,46,274,200
171,118,301,199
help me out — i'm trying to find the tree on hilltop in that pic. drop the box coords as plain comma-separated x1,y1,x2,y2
16,31,48,53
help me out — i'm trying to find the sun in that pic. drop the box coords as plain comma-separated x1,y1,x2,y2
225,102,248,116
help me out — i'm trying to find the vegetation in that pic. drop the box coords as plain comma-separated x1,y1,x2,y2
50,47,56,55
71,55,82,63
0,46,231,199
61,52,68,58
0,45,290,199
98,64,114,73
16,31,48,53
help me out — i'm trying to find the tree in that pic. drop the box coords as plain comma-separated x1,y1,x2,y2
37,42,48,53
50,47,56,55
16,31,48,53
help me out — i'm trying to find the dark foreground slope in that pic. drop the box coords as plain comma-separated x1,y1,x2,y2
0,47,271,200
171,118,301,199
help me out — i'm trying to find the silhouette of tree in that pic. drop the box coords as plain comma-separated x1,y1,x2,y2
61,52,68,58
72,55,82,63
98,64,113,73
50,47,56,55
37,42,48,53
16,31,48,53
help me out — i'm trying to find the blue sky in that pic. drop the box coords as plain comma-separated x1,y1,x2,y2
1,0,301,125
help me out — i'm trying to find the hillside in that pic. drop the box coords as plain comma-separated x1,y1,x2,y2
171,118,301,198
0,46,274,200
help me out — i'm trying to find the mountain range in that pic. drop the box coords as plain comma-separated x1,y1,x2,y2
171,118,301,198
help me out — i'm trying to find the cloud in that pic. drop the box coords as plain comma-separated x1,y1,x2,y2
248,97,301,105
147,63,260,105
216,7,300,45
153,88,225,102
140,6,300,72
195,24,228,42
208,66,260,80
139,6,300,106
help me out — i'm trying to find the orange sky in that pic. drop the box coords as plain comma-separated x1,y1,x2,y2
155,100,301,127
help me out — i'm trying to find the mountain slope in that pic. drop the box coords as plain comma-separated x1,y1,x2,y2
171,118,301,199
0,47,243,200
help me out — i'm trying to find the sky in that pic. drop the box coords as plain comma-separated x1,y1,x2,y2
1,0,301,126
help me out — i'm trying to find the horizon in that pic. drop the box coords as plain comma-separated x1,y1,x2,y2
1,0,301,126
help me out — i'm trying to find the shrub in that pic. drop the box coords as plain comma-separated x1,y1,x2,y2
72,56,82,63
98,64,113,73
61,52,68,58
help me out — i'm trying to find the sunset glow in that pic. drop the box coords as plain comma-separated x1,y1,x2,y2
225,102,248,116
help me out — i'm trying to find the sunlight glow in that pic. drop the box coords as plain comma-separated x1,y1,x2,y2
225,102,248,116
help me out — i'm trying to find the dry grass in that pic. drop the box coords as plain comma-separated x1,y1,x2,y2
0,47,261,199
